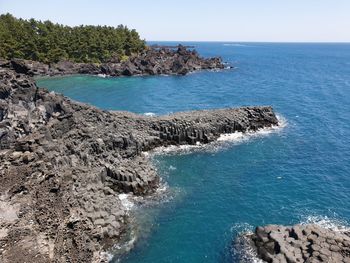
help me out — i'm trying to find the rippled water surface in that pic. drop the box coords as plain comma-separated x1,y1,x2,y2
37,42,350,262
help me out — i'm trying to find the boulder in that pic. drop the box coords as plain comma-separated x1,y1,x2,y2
247,224,350,263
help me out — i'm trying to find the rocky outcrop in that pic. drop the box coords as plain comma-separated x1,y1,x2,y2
247,224,350,263
0,67,277,262
1,45,226,77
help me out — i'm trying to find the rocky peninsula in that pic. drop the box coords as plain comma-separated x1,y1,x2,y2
0,45,225,77
0,63,278,262
1,57,349,263
246,224,350,263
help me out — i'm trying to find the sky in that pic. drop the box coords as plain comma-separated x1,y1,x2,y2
1,0,349,42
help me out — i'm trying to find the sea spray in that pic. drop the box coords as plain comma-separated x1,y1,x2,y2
111,179,174,262
148,114,287,156
143,112,156,117
300,215,350,232
231,223,264,263
116,115,287,262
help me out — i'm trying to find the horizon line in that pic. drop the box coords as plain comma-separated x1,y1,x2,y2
147,40,350,44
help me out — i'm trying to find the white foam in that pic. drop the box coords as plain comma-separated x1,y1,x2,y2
301,215,350,232
150,114,287,156
216,114,286,143
143,112,156,117
118,194,134,211
217,131,246,142
97,73,107,78
218,114,287,143
223,43,250,47
99,251,113,262
152,144,203,155
231,223,264,263
169,165,177,171
113,231,137,252
137,180,172,205
230,222,255,234
156,183,168,193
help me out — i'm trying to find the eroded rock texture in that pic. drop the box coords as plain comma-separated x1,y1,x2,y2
249,224,350,263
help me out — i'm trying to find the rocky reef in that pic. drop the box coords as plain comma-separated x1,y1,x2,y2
0,45,225,77
247,224,350,263
0,66,277,262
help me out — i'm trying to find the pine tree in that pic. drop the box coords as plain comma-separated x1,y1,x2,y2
0,13,146,63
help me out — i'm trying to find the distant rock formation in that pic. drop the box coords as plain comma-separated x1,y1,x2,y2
247,224,350,263
0,66,277,262
0,45,226,78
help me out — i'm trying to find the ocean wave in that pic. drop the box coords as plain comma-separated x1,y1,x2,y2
115,116,287,261
231,223,264,263
300,215,350,232
143,112,156,117
100,251,114,262
136,181,176,207
230,222,255,234
111,181,172,262
169,165,177,171
110,226,138,261
118,178,172,210
218,114,287,143
118,193,135,211
113,231,137,252
223,43,251,47
150,114,287,156
151,143,203,155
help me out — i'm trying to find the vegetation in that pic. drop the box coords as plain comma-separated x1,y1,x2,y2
0,13,146,63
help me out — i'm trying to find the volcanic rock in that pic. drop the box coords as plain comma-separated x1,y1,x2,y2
0,67,277,262
247,224,350,263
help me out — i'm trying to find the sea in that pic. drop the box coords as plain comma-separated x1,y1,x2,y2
37,42,350,263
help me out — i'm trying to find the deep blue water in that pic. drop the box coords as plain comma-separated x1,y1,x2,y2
37,42,350,262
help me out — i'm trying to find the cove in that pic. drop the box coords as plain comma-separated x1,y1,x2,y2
37,42,350,262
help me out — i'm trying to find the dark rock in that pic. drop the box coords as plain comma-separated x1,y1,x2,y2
4,45,228,78
122,61,141,76
10,59,32,75
78,63,100,74
246,224,350,263
0,68,276,262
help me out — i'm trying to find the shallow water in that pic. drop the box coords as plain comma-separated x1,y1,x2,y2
37,42,350,262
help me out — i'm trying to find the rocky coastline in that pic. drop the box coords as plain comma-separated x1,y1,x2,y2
1,56,348,263
0,62,278,262
245,224,350,263
0,45,226,78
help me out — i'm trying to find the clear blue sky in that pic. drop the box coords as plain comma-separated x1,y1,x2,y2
1,0,349,42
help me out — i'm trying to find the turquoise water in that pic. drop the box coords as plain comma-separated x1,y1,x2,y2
37,43,350,262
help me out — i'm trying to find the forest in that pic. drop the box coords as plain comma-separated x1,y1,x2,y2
0,13,146,63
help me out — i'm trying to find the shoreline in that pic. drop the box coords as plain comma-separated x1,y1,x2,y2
1,45,227,78
1,52,349,262
0,65,278,262
108,118,287,261
34,65,233,82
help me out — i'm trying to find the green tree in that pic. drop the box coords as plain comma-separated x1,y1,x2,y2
0,13,146,63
